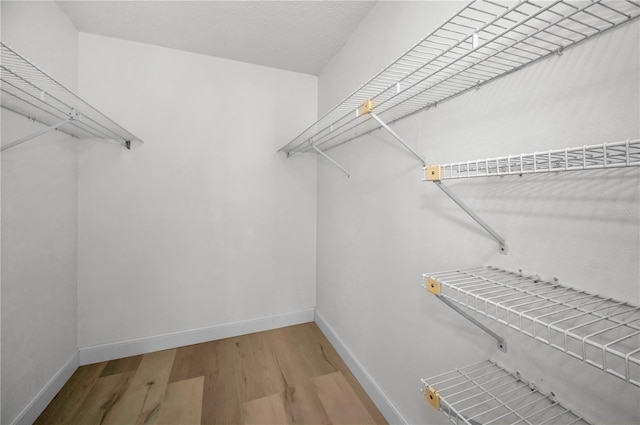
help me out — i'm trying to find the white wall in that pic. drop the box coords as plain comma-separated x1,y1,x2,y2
76,34,317,349
316,2,640,424
1,1,79,424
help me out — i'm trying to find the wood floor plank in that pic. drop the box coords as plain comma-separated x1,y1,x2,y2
101,354,143,377
35,323,388,425
242,393,291,425
66,371,134,425
207,336,244,424
168,341,217,384
102,349,176,425
34,362,107,425
307,324,388,424
168,339,226,424
312,371,377,425
155,376,204,425
235,331,286,402
269,327,332,425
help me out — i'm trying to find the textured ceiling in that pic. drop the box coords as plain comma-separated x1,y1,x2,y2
56,0,377,75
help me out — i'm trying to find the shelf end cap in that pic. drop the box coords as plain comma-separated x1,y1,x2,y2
426,386,441,410
426,277,441,295
425,165,442,181
360,99,373,115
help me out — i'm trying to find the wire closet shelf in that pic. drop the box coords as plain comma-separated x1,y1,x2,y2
1,42,142,150
424,267,640,387
421,359,592,425
279,0,640,156
425,139,640,180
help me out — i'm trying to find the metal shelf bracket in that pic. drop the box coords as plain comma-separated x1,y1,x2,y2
1,109,78,152
363,99,426,167
280,1,640,156
310,142,351,178
1,42,143,150
421,359,592,425
427,166,508,254
438,294,507,352
425,277,507,352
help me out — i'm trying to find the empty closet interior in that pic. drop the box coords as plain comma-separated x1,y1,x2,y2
1,1,639,424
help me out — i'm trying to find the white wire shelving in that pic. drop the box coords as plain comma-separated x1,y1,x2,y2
425,139,640,181
424,267,640,387
1,42,143,151
279,0,640,157
421,359,592,425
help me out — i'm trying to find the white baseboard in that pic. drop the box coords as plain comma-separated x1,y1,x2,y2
79,308,315,365
11,351,79,425
314,310,406,425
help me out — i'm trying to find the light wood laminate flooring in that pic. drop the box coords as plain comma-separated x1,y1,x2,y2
35,323,387,425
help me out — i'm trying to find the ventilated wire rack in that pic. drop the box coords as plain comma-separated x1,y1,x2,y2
280,0,640,156
424,267,640,387
426,139,640,180
421,359,592,425
1,42,142,149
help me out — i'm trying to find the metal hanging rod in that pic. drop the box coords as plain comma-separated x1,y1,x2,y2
421,359,593,425
424,266,640,387
279,0,640,156
426,139,640,180
1,42,142,151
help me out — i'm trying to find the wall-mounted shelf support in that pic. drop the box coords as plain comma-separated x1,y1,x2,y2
425,277,507,352
280,1,640,156
368,109,425,166
1,115,73,152
427,139,640,180
421,359,593,425
424,266,640,387
1,42,143,151
440,294,507,353
431,179,508,254
310,143,351,178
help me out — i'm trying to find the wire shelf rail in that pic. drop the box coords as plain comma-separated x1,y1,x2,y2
279,0,640,156
425,139,640,180
1,42,143,150
421,359,592,425
424,267,640,387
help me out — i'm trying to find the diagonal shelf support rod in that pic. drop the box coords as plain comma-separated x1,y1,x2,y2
310,144,351,178
436,295,507,352
433,180,508,254
1,116,73,152
369,111,426,166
